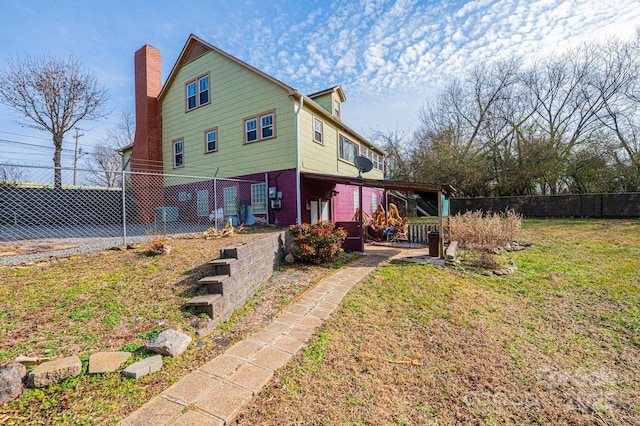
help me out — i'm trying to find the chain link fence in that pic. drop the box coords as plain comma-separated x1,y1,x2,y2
0,163,266,263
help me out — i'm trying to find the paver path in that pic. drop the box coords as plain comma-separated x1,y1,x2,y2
121,250,399,425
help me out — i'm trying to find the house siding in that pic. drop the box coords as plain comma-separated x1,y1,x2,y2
161,50,296,181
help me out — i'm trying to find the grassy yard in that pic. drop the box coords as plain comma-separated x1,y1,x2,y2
238,220,640,425
0,230,357,424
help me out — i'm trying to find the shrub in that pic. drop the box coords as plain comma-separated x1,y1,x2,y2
289,222,347,264
449,209,522,251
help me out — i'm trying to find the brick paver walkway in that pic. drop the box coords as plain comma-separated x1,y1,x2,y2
120,250,397,425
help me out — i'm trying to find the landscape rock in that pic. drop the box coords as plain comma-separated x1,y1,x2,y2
0,361,27,404
122,355,162,379
284,253,295,263
26,356,82,388
145,329,192,357
88,352,131,374
494,267,515,276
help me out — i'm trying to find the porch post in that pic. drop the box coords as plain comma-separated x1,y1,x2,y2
438,189,444,259
359,181,364,252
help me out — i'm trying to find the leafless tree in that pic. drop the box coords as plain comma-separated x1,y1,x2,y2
0,164,25,186
0,55,109,188
84,111,134,188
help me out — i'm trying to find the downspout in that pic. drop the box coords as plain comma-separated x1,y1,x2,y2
295,93,304,224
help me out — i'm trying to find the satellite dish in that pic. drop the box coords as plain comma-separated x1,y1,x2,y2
354,156,373,178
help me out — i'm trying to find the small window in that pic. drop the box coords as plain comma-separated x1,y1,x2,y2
339,134,358,164
261,114,274,139
245,118,258,143
334,99,341,118
187,82,197,110
186,73,210,111
313,117,323,144
372,193,377,213
244,110,276,144
353,189,359,213
251,183,267,214
361,146,384,171
205,127,217,153
173,139,184,168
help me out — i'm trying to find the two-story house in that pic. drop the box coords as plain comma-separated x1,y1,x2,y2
127,34,391,228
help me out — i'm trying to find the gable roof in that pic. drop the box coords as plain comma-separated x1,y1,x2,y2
158,34,296,101
308,85,346,102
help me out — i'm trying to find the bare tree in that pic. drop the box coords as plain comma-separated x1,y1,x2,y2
84,111,134,188
0,55,109,188
0,164,25,186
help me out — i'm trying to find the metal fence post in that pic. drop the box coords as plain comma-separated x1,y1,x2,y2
213,177,218,231
122,169,127,245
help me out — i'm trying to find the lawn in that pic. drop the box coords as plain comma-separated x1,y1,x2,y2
238,220,640,425
0,229,357,424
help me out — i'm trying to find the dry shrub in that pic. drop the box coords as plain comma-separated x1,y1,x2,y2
146,231,170,256
471,253,502,269
449,209,522,251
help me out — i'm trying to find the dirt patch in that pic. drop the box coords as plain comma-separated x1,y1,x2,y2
0,242,80,257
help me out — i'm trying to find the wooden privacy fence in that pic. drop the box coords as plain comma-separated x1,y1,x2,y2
450,193,640,218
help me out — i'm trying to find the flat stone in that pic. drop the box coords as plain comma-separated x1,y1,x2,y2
250,346,292,372
27,355,81,388
162,371,221,404
88,352,131,374
120,396,183,425
196,381,253,423
0,361,27,404
122,355,163,379
146,329,192,357
171,409,224,425
227,363,273,393
199,354,243,378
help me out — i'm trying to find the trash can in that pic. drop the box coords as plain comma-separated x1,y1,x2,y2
428,231,440,257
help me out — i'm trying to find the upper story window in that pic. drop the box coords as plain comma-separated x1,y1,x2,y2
205,127,217,153
186,74,210,111
334,99,341,119
361,146,384,171
173,139,184,168
313,117,324,144
339,134,358,164
244,110,276,144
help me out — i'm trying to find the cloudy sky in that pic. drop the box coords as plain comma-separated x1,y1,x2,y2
0,0,639,166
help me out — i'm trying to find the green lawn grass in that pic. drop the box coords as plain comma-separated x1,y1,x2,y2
239,219,640,425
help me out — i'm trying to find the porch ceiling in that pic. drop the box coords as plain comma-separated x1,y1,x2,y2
301,172,456,196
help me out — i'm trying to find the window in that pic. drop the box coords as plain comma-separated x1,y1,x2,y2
223,186,237,215
334,99,341,118
372,193,377,213
186,73,210,111
244,110,276,144
353,189,359,213
361,146,384,171
313,117,323,144
204,127,217,153
261,114,274,139
339,134,358,164
245,118,258,143
251,183,267,214
173,139,184,168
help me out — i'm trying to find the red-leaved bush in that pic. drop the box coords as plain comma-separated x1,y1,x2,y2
289,222,347,264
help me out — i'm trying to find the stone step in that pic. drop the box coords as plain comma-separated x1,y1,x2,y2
184,294,224,319
197,274,228,294
208,258,240,276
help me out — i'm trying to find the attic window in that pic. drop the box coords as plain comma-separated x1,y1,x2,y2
334,99,341,119
186,73,210,111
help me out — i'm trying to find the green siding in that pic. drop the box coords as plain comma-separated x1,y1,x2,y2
162,51,296,179
311,93,334,116
299,106,384,180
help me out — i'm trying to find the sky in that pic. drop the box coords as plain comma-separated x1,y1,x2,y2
0,0,639,168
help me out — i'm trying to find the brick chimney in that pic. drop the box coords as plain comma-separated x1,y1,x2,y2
132,45,162,172
131,45,164,223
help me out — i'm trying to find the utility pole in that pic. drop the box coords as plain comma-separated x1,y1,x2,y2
73,127,85,186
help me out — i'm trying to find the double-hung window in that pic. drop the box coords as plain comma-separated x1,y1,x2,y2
334,99,341,119
313,117,323,144
251,183,267,214
205,127,217,153
186,73,210,111
361,146,384,171
173,139,184,168
244,110,276,144
339,134,358,164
